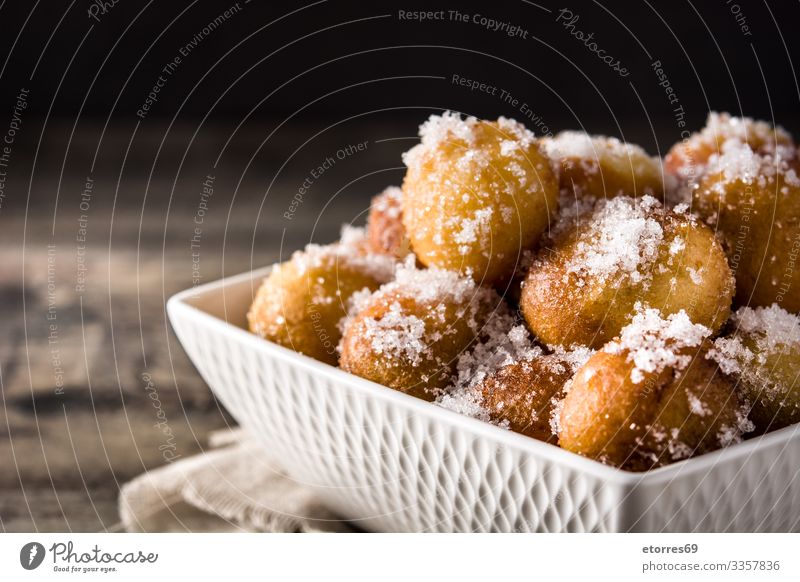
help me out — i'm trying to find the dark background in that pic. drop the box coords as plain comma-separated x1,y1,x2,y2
2,0,799,242
1,0,799,125
1,0,799,531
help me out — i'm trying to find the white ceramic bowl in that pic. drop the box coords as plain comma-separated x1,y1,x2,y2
167,268,800,532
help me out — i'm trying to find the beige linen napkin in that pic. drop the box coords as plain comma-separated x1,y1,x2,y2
118,429,352,532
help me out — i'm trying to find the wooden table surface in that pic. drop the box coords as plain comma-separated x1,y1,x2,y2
0,119,419,531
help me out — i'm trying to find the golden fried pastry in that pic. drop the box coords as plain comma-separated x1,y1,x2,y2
692,139,800,311
477,349,592,442
665,112,794,194
559,308,751,470
543,131,671,203
520,195,734,349
402,112,559,285
339,261,502,399
245,109,800,467
366,186,410,258
247,232,395,365
710,304,800,432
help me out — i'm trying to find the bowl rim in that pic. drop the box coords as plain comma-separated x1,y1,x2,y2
168,267,800,489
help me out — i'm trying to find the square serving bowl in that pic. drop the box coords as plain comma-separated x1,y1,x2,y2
167,267,800,532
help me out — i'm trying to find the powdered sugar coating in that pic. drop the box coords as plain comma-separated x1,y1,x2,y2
339,257,506,397
716,407,755,448
549,345,595,374
438,312,540,422
547,189,601,240
605,305,712,383
361,301,427,365
405,112,537,161
371,186,402,218
337,286,375,335
692,131,800,312
401,111,559,284
565,195,665,285
521,191,733,350
666,112,796,203
708,304,800,409
292,225,396,283
669,112,794,177
345,256,500,349
704,139,800,199
388,255,493,308
733,303,800,348
542,131,674,203
438,309,593,437
543,131,652,163
705,112,792,147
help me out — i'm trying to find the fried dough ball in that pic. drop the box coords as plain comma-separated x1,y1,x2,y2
436,311,593,441
665,112,794,196
339,261,502,400
692,139,800,311
559,308,751,470
401,112,559,285
436,312,542,415
710,305,800,432
247,231,395,365
366,186,410,258
477,349,592,442
542,131,671,203
520,195,734,349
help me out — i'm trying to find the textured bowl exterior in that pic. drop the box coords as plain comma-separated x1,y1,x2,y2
167,269,800,532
